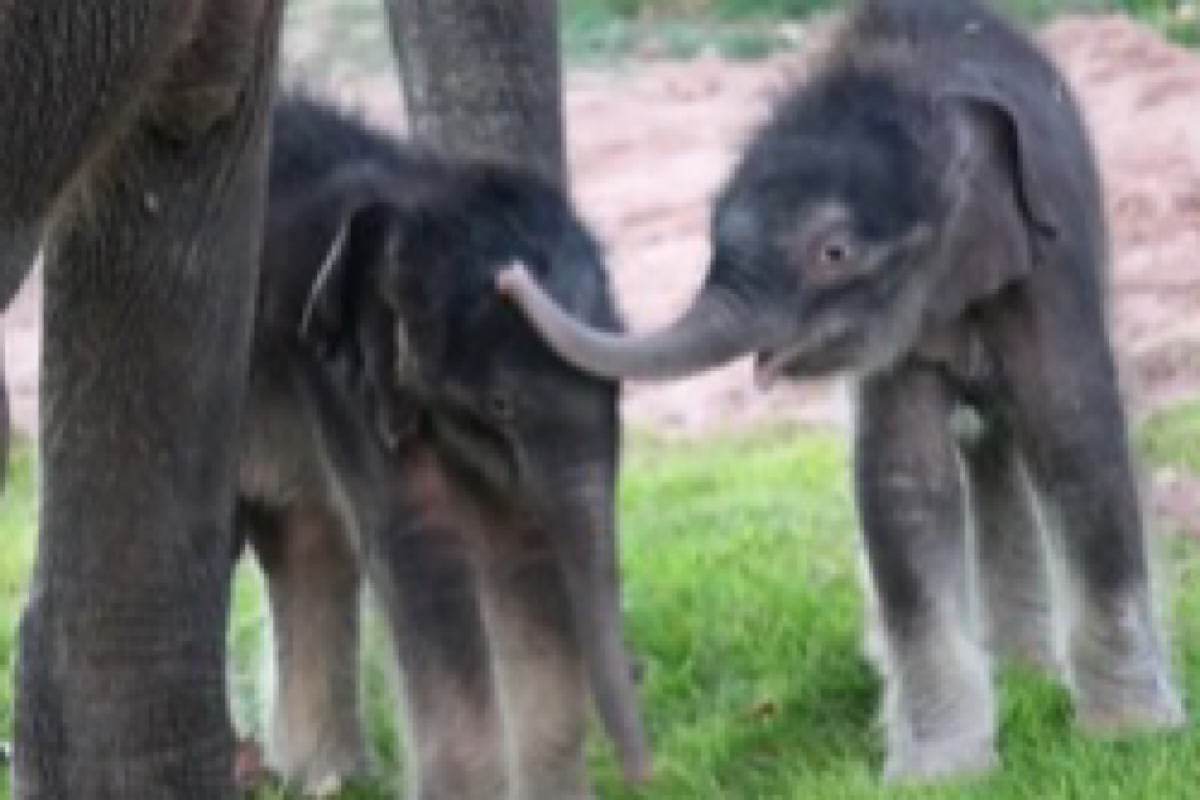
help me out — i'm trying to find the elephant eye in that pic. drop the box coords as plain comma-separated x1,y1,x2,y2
821,241,850,264
486,390,515,422
815,233,855,268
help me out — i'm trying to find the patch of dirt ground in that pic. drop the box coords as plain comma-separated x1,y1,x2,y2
4,15,1200,523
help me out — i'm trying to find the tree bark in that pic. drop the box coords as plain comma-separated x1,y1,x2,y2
384,0,565,185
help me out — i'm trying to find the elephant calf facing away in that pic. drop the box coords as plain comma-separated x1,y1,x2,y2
235,94,647,798
497,0,1185,783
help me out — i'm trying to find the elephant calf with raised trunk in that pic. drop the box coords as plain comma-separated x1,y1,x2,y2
235,94,648,798
497,0,1184,783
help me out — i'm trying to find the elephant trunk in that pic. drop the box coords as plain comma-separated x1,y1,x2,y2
554,469,651,784
496,263,773,382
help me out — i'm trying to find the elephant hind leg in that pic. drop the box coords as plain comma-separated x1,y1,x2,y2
250,507,370,794
960,414,1060,673
992,302,1184,734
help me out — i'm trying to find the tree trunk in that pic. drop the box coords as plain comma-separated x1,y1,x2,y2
384,0,565,185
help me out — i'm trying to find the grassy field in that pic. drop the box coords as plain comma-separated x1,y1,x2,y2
3,403,1200,798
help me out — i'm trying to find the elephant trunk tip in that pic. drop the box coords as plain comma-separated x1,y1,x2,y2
495,263,525,295
496,258,766,382
593,665,653,787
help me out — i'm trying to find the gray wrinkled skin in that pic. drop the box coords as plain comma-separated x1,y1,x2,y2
7,2,282,797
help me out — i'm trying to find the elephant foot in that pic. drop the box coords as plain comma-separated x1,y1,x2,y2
884,733,999,784
291,759,372,799
876,611,999,784
1069,594,1186,736
1074,665,1185,736
239,734,371,798
264,720,372,797
235,737,272,792
303,772,355,798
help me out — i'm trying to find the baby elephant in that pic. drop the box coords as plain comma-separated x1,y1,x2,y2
236,95,647,798
498,0,1184,783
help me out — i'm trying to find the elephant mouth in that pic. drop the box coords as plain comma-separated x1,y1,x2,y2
753,329,857,390
754,346,805,391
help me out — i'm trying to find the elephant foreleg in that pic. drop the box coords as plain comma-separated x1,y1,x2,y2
962,416,1059,672
479,537,593,800
371,529,507,800
855,366,997,783
250,508,369,794
11,2,284,796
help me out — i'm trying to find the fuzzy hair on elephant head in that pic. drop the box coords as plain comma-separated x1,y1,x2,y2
255,94,650,789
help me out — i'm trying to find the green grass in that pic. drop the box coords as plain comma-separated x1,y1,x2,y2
562,0,1200,58
3,404,1200,797
1140,402,1200,476
0,438,35,785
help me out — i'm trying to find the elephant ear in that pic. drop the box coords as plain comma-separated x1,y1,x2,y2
300,200,408,364
300,197,428,450
925,70,1058,325
936,69,1060,238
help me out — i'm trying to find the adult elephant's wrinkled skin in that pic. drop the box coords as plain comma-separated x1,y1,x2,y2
0,2,565,797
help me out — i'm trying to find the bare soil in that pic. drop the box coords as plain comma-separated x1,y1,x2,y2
3,15,1199,522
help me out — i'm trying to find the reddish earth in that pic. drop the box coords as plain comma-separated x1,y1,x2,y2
3,15,1198,527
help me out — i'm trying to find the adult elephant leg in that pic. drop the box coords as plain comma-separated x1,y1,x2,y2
0,1,216,491
11,2,283,796
0,2,215,308
855,366,996,783
249,509,369,794
384,0,564,183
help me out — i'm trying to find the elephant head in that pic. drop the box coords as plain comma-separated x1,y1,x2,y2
494,54,1059,389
